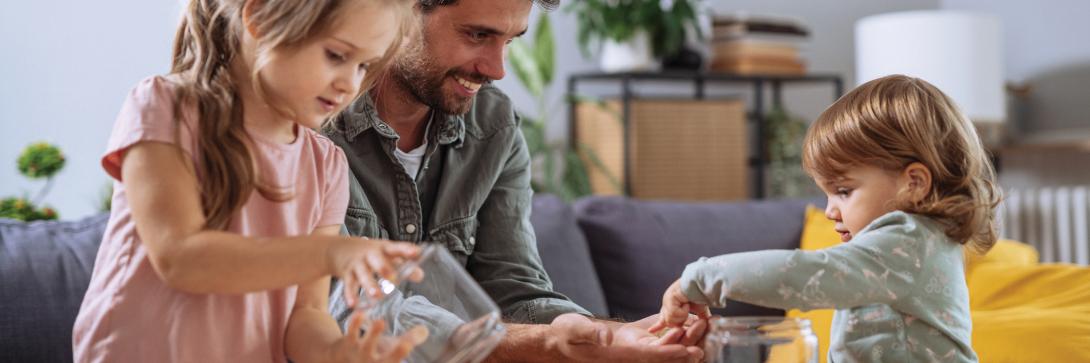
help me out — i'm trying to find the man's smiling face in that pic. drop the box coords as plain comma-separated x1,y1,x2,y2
391,0,531,115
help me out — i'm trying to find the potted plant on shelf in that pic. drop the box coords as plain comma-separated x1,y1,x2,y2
567,0,704,73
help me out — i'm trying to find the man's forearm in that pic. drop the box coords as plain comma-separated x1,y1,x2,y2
483,318,626,363
482,315,700,363
483,323,563,363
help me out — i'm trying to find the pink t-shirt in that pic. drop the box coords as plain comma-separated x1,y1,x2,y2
72,76,349,362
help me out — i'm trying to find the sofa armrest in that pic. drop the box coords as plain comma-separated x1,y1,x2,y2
531,195,610,318
0,213,109,363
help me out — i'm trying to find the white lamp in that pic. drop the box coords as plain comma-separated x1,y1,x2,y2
856,10,1005,144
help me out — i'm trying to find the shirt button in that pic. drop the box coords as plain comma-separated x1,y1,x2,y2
405,224,417,234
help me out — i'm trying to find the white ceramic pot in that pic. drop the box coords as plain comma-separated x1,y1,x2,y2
599,31,658,73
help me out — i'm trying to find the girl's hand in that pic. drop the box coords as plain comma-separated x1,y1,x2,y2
328,311,429,363
326,238,423,307
648,280,711,334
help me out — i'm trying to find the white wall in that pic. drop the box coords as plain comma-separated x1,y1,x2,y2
1,1,180,219
941,0,1090,188
3,0,966,220
942,0,1090,85
498,0,941,150
498,0,1090,191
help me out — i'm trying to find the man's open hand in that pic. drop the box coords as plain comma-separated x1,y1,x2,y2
543,313,708,363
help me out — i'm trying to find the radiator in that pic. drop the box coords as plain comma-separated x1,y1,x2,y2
998,187,1090,265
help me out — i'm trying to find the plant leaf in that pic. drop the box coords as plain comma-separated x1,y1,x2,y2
533,14,555,85
543,146,557,195
562,150,593,200
507,39,544,99
577,142,623,193
576,15,593,58
519,116,546,155
661,15,683,56
675,0,704,40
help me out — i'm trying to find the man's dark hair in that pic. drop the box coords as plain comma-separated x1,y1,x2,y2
418,0,559,12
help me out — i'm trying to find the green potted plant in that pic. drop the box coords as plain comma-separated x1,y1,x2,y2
508,13,618,200
567,0,703,72
1,142,65,221
764,108,819,198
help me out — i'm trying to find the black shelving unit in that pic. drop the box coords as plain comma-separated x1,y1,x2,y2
567,71,844,199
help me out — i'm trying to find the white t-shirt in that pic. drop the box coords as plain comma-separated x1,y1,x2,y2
393,120,430,179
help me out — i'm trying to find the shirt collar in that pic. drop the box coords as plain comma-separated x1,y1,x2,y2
340,93,465,147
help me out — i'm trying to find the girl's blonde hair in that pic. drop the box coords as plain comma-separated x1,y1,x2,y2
802,74,1002,254
171,0,413,230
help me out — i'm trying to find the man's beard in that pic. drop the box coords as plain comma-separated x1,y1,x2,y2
391,43,489,116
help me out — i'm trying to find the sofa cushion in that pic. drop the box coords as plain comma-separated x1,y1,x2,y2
573,197,814,321
531,195,610,317
0,213,109,363
969,263,1090,362
965,238,1039,282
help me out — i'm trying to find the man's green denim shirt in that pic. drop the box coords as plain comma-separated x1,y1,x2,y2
323,85,589,326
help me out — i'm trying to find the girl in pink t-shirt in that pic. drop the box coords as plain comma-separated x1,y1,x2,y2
73,0,425,362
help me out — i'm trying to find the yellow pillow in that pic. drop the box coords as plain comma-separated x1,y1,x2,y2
970,262,1090,362
787,205,838,363
967,241,1090,363
965,239,1038,267
964,238,1039,282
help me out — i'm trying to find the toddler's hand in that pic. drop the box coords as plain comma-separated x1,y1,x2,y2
328,311,428,363
648,279,710,334
327,238,424,307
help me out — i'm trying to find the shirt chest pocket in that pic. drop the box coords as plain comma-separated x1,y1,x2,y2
345,207,389,239
428,216,478,255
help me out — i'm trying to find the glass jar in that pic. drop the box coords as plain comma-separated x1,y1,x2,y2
356,244,505,363
704,317,818,363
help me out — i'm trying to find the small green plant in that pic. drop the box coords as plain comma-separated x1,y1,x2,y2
765,108,819,198
99,182,113,213
508,14,616,200
566,0,703,59
0,197,57,221
1,142,65,221
18,142,66,179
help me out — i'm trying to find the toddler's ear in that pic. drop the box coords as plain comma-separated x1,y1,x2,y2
902,162,932,202
242,0,264,38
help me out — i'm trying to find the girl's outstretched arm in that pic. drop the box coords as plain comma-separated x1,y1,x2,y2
121,140,416,295
285,225,427,363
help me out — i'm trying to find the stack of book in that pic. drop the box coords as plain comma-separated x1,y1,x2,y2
710,13,809,76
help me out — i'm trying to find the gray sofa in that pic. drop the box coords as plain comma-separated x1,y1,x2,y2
1,213,109,363
0,195,816,362
531,195,816,321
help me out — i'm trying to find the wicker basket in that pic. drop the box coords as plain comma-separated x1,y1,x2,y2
574,99,749,201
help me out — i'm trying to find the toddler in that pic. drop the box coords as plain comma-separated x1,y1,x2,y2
652,74,1001,362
